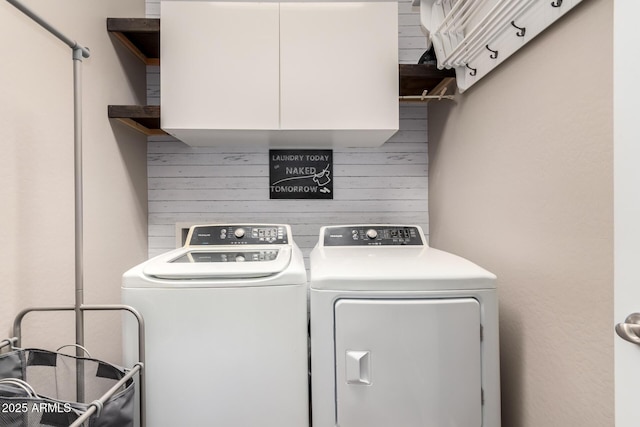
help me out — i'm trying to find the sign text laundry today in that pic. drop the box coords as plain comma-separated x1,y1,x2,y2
269,150,333,199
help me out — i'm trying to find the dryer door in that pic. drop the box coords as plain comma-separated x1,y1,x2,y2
334,298,482,427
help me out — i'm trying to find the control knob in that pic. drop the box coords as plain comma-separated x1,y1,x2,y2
366,229,378,240
234,228,245,238
235,254,245,262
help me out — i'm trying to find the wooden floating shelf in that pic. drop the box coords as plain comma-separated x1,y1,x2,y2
107,18,456,135
108,105,166,136
107,18,160,66
398,65,455,97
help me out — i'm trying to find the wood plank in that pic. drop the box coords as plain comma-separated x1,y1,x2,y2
147,164,428,178
115,118,165,136
148,199,429,214
108,105,160,119
147,140,428,154
399,64,456,96
148,176,428,191
150,214,427,230
107,18,160,62
147,151,427,166
108,105,166,136
107,18,160,33
149,188,427,202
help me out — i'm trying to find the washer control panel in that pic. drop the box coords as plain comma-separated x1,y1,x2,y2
187,225,288,246
171,250,279,263
323,225,423,246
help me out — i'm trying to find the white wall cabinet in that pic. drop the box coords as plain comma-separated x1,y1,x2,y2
161,0,398,147
161,2,280,131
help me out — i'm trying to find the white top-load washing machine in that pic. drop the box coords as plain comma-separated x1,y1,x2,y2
122,224,308,427
310,225,500,427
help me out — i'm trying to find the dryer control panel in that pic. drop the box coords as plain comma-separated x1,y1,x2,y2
323,225,424,246
187,225,288,246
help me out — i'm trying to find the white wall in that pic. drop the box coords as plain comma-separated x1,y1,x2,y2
0,0,148,364
428,0,613,425
145,0,430,260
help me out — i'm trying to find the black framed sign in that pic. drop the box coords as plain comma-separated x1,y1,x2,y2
269,150,333,199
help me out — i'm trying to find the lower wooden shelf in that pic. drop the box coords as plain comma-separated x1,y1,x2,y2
398,65,455,98
108,105,166,136
108,66,456,136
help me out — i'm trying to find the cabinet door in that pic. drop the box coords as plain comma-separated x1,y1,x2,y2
334,298,482,427
279,2,399,132
161,1,280,130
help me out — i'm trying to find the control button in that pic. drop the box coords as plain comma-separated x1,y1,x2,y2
366,229,378,240
234,228,245,238
235,254,245,262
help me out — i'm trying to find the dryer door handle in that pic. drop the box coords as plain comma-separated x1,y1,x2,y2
345,350,371,385
616,313,640,345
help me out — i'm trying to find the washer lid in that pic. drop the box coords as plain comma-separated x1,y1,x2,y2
142,246,292,279
310,246,495,291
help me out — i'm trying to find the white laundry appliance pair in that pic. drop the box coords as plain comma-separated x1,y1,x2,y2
122,223,500,427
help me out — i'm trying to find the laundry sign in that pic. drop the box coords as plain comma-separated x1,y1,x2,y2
269,150,333,199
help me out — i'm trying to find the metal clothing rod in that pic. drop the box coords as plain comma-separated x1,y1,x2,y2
399,95,455,101
6,0,90,58
6,0,91,402
399,88,455,102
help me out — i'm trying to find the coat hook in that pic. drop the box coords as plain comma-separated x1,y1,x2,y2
486,45,498,59
466,64,477,77
551,0,562,7
511,21,526,37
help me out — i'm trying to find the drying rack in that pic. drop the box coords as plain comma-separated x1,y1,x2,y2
415,0,585,92
2,1,146,426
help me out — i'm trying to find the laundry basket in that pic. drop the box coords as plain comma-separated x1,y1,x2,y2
0,348,134,427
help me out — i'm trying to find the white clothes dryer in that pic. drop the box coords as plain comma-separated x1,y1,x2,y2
310,225,500,427
122,224,308,427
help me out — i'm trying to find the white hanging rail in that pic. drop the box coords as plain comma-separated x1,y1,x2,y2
417,0,585,92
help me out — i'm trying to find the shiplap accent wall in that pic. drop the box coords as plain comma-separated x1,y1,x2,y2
145,0,430,264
